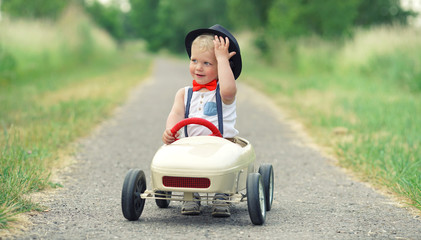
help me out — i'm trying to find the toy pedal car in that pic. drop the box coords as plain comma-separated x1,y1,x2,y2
121,118,274,225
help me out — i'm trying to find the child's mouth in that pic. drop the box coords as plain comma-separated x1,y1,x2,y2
196,74,205,78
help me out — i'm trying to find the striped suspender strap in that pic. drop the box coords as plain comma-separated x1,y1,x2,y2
184,85,224,137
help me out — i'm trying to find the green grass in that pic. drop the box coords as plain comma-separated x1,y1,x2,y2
241,26,421,211
0,10,152,229
0,50,152,228
0,51,152,229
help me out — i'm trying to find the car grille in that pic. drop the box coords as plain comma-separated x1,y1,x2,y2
162,176,211,188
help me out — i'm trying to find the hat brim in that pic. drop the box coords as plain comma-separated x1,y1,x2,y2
185,28,242,80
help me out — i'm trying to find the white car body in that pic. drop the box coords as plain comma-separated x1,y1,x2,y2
122,118,272,225
150,136,255,194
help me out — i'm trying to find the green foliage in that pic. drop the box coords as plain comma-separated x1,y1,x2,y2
128,0,232,53
5,0,413,55
355,0,414,26
84,1,126,42
227,0,273,30
128,0,160,40
267,0,360,38
230,0,416,60
1,0,69,19
244,0,414,40
254,1,417,70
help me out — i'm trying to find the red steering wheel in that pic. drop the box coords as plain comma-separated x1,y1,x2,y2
170,118,223,139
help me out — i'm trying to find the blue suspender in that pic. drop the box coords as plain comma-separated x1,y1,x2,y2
215,84,224,135
184,85,224,137
184,87,193,137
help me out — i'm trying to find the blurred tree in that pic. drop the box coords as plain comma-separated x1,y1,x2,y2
253,0,416,62
227,0,274,30
1,0,69,19
267,0,360,38
2,0,415,54
265,0,414,39
354,0,414,26
127,0,160,40
129,0,232,53
84,1,126,42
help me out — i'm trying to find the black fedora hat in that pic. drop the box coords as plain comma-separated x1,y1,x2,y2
185,24,242,80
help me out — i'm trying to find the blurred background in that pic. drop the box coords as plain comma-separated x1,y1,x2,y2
0,0,420,75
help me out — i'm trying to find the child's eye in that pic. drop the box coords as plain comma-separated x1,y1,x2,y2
204,62,211,66
191,59,197,63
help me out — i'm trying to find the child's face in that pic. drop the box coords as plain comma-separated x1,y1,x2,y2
189,44,218,85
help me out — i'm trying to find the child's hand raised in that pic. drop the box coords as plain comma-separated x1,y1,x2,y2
213,36,236,61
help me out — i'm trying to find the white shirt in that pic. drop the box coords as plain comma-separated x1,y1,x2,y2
183,87,239,138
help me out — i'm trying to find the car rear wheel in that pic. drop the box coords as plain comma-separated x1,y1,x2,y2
258,164,274,211
155,191,172,208
121,169,146,221
247,173,266,225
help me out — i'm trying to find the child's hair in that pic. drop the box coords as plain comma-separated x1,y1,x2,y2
191,34,214,53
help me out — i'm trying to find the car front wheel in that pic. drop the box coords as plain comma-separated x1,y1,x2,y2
247,173,266,225
258,164,274,211
121,169,146,221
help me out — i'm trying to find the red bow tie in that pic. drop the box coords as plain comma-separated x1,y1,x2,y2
192,79,218,92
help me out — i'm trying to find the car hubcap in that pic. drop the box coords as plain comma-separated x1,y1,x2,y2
259,179,265,216
269,171,274,204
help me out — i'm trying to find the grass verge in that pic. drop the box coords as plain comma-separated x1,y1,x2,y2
0,48,151,229
0,8,152,228
241,25,421,211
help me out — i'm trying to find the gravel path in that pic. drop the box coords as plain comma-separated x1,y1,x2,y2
19,58,420,239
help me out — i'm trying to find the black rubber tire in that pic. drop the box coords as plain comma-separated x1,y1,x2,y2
121,169,146,221
247,173,266,225
155,191,171,208
258,164,274,211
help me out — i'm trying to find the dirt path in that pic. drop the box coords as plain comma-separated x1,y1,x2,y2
18,58,420,239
